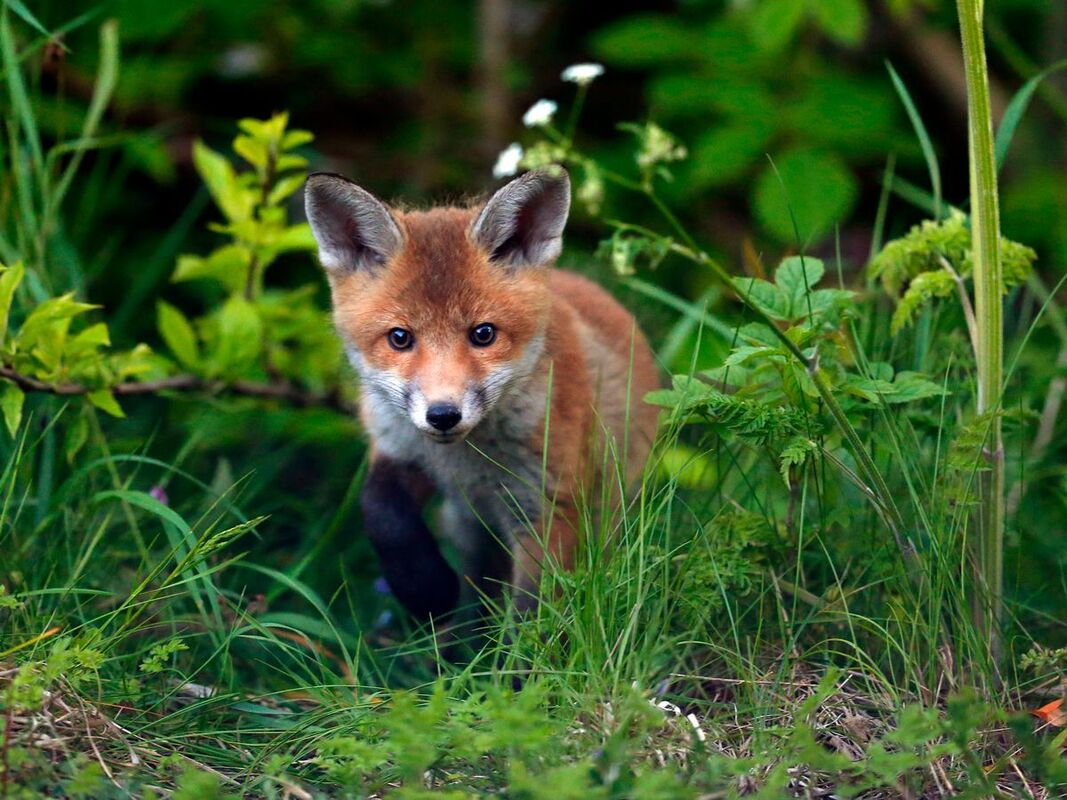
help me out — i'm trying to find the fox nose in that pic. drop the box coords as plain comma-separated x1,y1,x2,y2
426,403,462,432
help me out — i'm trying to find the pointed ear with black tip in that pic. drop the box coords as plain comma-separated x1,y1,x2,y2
469,168,571,268
304,173,403,273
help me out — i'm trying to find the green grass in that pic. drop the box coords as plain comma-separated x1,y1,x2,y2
2,6,1067,798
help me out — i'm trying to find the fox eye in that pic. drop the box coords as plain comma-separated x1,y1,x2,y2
470,323,496,347
388,328,414,350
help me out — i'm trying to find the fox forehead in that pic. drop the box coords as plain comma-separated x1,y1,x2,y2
329,207,551,353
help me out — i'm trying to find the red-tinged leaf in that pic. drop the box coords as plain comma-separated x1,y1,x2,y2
1032,698,1067,727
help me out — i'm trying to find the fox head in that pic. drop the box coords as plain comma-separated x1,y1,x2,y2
305,168,571,444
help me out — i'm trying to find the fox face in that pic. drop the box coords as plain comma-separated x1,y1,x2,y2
305,169,571,444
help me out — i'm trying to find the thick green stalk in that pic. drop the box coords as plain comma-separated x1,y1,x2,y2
957,0,1004,665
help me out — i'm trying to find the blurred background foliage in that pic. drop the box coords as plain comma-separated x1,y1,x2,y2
9,0,1067,626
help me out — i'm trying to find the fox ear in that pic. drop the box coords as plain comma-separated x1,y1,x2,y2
304,173,403,272
470,168,570,268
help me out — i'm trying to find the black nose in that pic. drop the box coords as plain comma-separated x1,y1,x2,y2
426,403,462,432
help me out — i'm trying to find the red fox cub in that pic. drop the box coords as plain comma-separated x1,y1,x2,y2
304,167,659,619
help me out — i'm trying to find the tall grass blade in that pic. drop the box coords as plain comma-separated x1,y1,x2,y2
886,61,943,219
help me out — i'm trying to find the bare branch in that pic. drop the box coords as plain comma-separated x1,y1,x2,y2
0,366,356,415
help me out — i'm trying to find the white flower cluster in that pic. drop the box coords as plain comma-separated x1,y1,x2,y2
561,62,604,86
492,142,524,178
489,63,606,179
522,99,558,128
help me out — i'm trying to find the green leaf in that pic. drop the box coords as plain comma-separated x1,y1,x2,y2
0,380,24,437
281,129,314,150
591,15,707,66
192,140,254,223
749,0,805,52
18,294,98,354
157,302,200,370
268,174,307,206
887,371,946,403
887,62,941,218
775,256,825,318
210,296,263,378
173,244,252,293
95,488,191,534
753,149,858,245
233,134,268,171
0,262,25,349
686,119,774,190
779,436,817,484
736,278,790,321
87,389,124,418
64,413,90,464
995,58,1067,169
808,0,867,45
723,344,782,369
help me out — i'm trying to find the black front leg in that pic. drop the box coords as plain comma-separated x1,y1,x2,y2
361,457,459,620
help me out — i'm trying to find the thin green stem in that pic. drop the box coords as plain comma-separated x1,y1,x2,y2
956,0,1004,669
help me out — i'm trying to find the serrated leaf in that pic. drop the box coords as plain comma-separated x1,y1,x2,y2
779,436,817,484
886,371,947,403
0,380,24,437
157,301,200,370
775,256,825,318
736,278,790,321
87,389,124,418
724,344,779,368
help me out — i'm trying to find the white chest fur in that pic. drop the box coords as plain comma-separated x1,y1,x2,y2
362,368,550,536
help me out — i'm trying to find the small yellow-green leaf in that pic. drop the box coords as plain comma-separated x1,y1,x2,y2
192,140,254,223
87,389,124,418
0,380,24,437
157,301,200,370
273,224,316,253
18,294,97,350
281,129,314,150
0,262,25,349
172,245,251,293
267,173,307,206
233,134,268,171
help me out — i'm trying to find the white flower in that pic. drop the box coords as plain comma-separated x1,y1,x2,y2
522,99,558,128
492,143,524,178
561,62,604,86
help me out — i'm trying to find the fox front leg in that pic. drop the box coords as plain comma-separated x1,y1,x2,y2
509,501,579,616
361,457,459,619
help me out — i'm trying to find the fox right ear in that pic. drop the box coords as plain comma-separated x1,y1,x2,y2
304,173,403,272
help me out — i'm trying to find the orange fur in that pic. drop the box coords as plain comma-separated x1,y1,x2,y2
322,196,660,611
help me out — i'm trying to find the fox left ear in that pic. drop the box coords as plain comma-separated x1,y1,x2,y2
470,167,570,268
304,173,403,273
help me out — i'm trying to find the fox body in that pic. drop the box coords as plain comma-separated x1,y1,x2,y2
305,168,659,618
